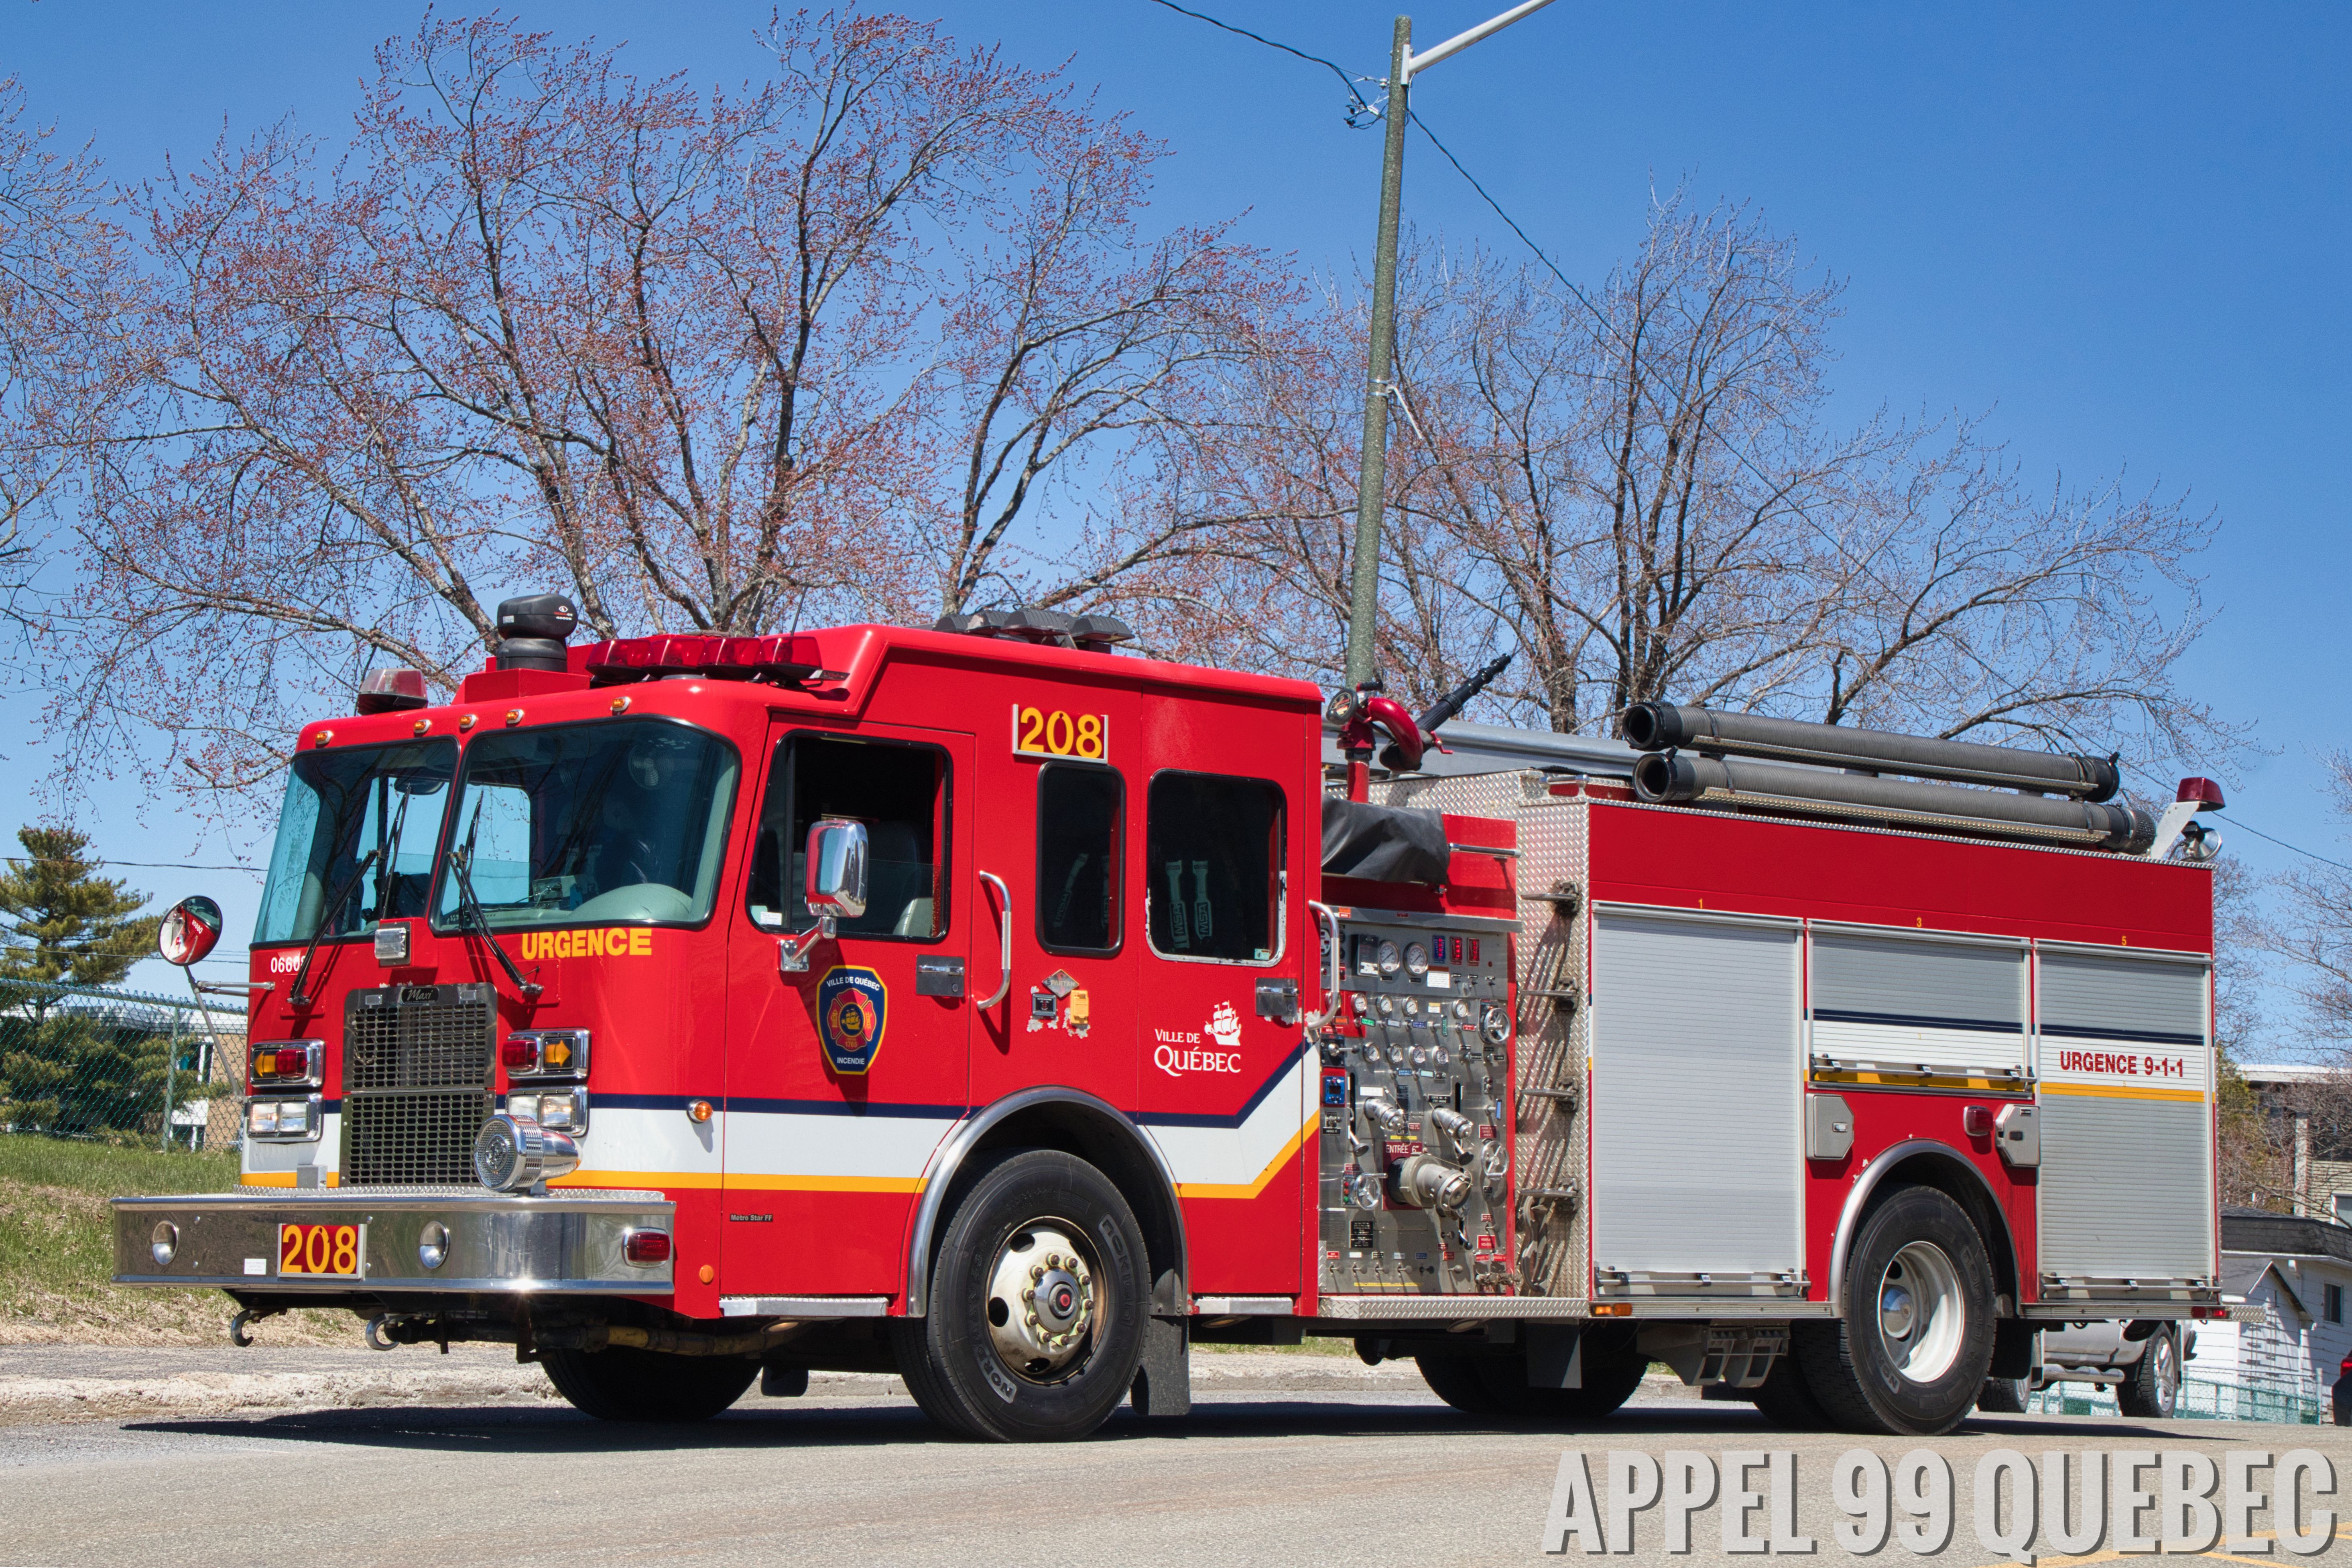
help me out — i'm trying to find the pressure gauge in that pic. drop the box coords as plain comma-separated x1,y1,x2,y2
1410,1046,1429,1067
1377,994,1395,1017
1376,940,1403,978
1453,999,1471,1020
1431,1043,1451,1067
1404,942,1430,980
1403,997,1421,1017
1388,1043,1409,1068
1480,1002,1510,1047
1351,993,1369,1015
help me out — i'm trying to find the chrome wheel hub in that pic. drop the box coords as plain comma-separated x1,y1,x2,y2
985,1222,1099,1382
1874,1240,1964,1384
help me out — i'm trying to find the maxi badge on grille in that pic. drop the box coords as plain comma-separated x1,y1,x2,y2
817,965,888,1076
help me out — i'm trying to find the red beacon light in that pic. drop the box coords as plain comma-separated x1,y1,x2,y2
2176,777,2226,811
581,633,833,684
356,667,430,714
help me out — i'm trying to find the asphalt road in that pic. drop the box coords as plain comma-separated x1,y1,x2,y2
6,1374,2351,1568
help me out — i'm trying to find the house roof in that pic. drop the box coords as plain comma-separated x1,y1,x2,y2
2223,1205,2352,1266
2221,1255,2307,1317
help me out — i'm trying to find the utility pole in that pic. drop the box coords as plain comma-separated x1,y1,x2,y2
1340,0,1559,694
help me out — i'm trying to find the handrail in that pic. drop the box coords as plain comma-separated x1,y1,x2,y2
975,871,1011,1010
1307,901,1342,1027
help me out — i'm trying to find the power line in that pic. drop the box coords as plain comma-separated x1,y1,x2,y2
2225,817,2352,875
5,855,264,875
1140,0,1374,113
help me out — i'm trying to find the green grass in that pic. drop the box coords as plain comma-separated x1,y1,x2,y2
0,1137,348,1345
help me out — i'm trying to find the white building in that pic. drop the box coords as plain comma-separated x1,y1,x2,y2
2195,1206,2352,1415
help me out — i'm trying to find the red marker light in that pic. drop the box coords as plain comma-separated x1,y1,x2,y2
624,1231,672,1265
501,1038,539,1072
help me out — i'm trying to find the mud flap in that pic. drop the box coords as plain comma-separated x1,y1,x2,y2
1130,1314,1190,1418
1990,1320,2039,1379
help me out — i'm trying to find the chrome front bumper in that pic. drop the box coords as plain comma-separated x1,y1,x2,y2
112,1188,674,1295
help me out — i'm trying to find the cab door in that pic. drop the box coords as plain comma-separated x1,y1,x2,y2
722,721,972,1298
969,691,1138,1113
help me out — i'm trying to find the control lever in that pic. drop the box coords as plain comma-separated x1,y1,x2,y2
1426,1106,1476,1153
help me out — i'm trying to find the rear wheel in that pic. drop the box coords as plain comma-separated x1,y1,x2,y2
541,1346,756,1422
1750,1346,1832,1429
890,1148,1149,1442
2117,1327,2181,1419
1799,1184,1997,1436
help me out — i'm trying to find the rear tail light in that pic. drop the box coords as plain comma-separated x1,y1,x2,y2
624,1230,672,1265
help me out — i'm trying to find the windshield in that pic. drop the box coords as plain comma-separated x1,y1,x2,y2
433,720,738,929
254,741,457,945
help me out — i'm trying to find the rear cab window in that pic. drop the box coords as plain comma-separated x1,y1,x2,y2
1144,771,1284,964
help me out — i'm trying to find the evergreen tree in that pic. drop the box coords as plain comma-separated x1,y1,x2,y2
0,826,160,1007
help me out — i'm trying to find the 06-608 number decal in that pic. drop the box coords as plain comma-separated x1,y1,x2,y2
1012,704,1108,761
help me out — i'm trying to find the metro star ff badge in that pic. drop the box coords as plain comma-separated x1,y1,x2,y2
817,966,888,1075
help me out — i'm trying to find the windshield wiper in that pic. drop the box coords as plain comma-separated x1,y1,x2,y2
447,803,542,1001
288,848,380,1011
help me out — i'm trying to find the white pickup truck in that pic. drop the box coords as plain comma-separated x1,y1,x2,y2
1978,1320,2192,1418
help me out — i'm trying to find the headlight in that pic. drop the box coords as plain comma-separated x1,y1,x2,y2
245,1097,320,1140
472,1113,579,1192
1376,940,1402,978
507,1089,587,1132
1403,942,1429,979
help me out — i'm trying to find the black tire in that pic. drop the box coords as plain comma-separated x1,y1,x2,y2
1750,1346,1833,1429
1799,1184,1997,1436
2117,1327,2181,1420
890,1148,1149,1442
540,1345,756,1422
1417,1354,1506,1414
1975,1375,2028,1413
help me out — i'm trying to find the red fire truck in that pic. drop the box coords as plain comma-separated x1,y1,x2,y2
116,597,2225,1440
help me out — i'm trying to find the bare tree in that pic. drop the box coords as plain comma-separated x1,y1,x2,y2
1192,193,2239,779
0,79,125,578
30,12,1295,809
2258,752,2352,1048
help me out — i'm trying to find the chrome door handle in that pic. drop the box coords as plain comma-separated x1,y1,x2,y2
1308,900,1341,1026
976,870,1011,1009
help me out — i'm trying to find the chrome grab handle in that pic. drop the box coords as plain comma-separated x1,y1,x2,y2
1307,900,1342,1026
975,871,1011,1009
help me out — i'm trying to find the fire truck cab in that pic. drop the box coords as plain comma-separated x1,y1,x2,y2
116,597,2225,1441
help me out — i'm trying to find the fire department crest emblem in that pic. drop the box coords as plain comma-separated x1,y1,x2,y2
817,966,888,1076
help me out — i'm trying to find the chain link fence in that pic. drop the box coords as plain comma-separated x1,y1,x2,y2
0,976,246,1150
2025,1374,2324,1425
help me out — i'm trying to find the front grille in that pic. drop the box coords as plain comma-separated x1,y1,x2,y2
342,984,496,1186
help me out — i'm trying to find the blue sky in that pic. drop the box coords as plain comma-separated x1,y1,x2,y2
8,1,2347,1030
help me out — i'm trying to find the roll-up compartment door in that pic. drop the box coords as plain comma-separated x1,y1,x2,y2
1590,907,1802,1280
2036,947,2214,1284
1809,927,2027,1084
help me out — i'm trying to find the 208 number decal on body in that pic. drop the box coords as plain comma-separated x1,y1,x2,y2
1012,705,1106,761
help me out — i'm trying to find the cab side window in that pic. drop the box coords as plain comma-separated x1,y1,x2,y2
1145,772,1283,964
746,734,948,940
1037,765,1121,954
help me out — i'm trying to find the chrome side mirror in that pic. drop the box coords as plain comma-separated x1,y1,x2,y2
805,817,869,920
782,818,867,974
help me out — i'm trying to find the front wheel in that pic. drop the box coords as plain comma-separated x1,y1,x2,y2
540,1346,756,1422
892,1148,1149,1442
1798,1184,1996,1436
2118,1327,2181,1419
